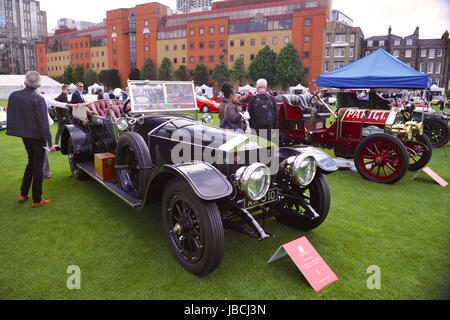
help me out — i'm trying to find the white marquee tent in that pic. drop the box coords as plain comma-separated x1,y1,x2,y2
289,84,309,94
196,84,213,98
239,84,256,94
88,83,104,95
0,75,62,99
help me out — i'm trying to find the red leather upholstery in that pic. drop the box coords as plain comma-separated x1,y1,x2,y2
85,100,127,121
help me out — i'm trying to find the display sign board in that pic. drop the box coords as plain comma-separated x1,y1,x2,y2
268,237,338,292
411,166,448,187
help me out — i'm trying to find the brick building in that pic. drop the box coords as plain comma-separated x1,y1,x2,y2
105,0,331,90
362,26,450,89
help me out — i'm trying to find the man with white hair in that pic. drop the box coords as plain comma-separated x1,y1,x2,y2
247,78,278,139
6,71,55,208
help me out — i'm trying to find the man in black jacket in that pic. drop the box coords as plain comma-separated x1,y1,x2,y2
247,78,278,140
54,84,71,146
6,71,55,208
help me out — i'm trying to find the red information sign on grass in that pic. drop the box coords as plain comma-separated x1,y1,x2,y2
268,237,338,292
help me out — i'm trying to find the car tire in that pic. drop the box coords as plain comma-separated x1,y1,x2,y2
274,173,330,231
201,105,209,113
115,132,152,199
68,137,87,180
354,133,409,184
423,117,450,148
405,134,433,171
162,178,224,277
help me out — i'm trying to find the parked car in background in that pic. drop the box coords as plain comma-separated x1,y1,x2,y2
197,95,221,113
0,107,7,130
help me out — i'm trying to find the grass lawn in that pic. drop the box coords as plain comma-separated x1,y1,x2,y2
0,112,449,300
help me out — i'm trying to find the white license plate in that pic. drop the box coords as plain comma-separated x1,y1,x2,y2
245,189,279,210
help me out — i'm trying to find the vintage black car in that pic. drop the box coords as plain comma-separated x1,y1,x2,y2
60,81,337,276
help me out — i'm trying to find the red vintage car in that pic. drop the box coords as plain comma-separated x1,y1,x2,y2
278,90,432,184
197,95,221,113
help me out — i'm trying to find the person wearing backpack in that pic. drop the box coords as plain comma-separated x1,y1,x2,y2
247,79,278,139
219,82,244,131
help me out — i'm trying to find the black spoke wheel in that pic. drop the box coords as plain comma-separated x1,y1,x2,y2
162,179,224,277
115,132,152,199
404,134,432,171
423,118,450,148
273,173,330,231
68,138,87,180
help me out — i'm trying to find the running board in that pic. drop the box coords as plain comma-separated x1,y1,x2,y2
77,162,143,208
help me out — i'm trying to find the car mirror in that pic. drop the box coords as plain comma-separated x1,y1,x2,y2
201,113,213,124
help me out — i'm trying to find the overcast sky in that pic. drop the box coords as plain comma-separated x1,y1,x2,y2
39,0,450,39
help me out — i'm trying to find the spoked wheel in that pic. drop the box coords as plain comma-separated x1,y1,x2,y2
68,138,87,180
423,118,450,148
115,132,152,198
404,134,433,171
273,173,330,231
201,105,209,113
162,179,224,277
354,134,409,184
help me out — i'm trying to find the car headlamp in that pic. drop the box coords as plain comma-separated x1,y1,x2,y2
235,163,271,201
285,153,317,187
116,117,129,131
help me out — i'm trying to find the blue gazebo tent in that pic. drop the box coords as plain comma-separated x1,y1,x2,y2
317,48,431,89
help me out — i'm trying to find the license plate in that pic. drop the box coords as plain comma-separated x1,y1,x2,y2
245,189,279,210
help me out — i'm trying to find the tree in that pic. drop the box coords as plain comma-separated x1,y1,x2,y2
98,70,110,88
140,57,156,80
61,65,73,84
276,43,305,91
247,45,277,87
84,69,98,87
158,57,173,80
192,64,209,86
174,65,189,81
72,65,85,84
211,62,230,87
109,69,122,89
230,58,247,87
128,68,140,80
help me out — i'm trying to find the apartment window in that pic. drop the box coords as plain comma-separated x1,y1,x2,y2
86,41,89,47
334,47,345,58
173,44,177,51
261,38,266,45
219,26,225,33
209,26,214,34
112,25,116,31
199,42,204,49
199,56,204,63
144,20,148,26
421,49,427,57
427,62,434,74
325,48,330,58
335,34,346,43
304,52,309,59
394,39,400,46
182,57,186,64
86,63,89,69
75,43,78,49
419,63,425,73
379,40,385,47
326,34,331,43
230,40,234,47
219,40,225,48
349,47,354,58
240,54,244,61
350,34,355,43
250,54,255,61
367,40,373,47
250,38,255,46
393,50,399,58
429,49,435,59
101,51,104,57
199,27,204,35
209,55,214,63
406,39,413,45
113,61,117,66
240,39,245,47
190,42,194,50
145,46,149,52
165,45,169,51
284,37,289,44
80,42,83,48
272,37,278,45
220,55,224,63
189,29,194,36
405,49,412,58
189,56,194,64
209,41,214,48
435,62,441,74
334,62,344,70
436,49,443,57
324,61,329,72
182,44,186,50
113,37,117,43
305,18,311,26
144,33,149,39
304,35,310,43
230,55,234,62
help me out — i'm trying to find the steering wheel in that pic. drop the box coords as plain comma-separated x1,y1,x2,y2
310,89,337,118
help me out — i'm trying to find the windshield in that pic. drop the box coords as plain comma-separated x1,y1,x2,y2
128,80,197,113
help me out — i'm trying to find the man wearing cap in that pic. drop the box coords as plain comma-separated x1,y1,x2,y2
247,78,278,140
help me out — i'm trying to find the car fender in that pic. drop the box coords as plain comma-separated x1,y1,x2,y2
60,124,93,159
276,146,338,174
143,161,233,203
